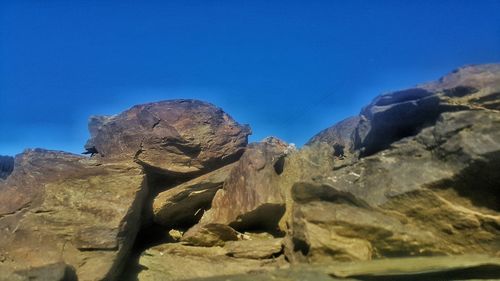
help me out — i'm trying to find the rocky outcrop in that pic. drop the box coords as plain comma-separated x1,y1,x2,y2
0,155,14,180
0,262,78,281
284,64,500,263
306,116,360,160
0,149,147,281
153,163,236,228
84,99,251,176
134,240,287,281
184,138,289,244
2,65,500,281
183,255,500,281
353,64,500,157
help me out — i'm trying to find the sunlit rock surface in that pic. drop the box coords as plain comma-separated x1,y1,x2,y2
0,149,147,281
84,99,251,176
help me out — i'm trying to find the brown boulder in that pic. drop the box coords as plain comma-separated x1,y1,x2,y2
0,149,147,281
153,163,236,228
284,65,500,263
135,242,288,281
84,99,251,176
186,138,289,237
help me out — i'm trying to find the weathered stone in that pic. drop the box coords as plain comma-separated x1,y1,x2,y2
306,116,360,159
353,64,500,157
286,109,500,263
13,263,78,281
224,238,283,259
0,155,14,180
153,163,236,228
0,149,147,281
187,139,288,236
184,255,500,281
181,223,241,247
84,99,251,176
134,243,288,281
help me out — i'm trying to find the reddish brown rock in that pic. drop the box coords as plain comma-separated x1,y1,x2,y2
84,99,251,176
0,149,147,281
193,138,288,232
153,163,236,228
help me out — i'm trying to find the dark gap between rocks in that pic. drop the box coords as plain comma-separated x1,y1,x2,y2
120,171,200,280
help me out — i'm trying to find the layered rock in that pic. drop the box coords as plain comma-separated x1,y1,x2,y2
0,155,14,180
285,64,500,263
153,163,236,228
306,116,360,160
0,149,147,281
353,64,500,156
135,240,287,281
183,138,289,245
84,99,251,176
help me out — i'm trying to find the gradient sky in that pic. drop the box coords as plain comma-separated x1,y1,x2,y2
1,0,499,156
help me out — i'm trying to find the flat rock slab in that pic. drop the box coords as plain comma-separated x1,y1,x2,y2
85,99,251,176
0,149,147,281
136,243,288,281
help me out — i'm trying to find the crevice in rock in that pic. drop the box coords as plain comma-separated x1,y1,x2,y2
229,204,286,237
443,86,479,98
0,155,14,180
273,155,286,175
119,224,178,281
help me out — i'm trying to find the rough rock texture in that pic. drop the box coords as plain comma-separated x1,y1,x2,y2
153,163,236,228
84,99,251,176
0,263,78,281
306,116,360,159
0,149,147,281
181,223,240,247
284,64,500,263
135,242,288,281
182,255,500,281
353,64,500,157
184,138,289,242
0,155,14,180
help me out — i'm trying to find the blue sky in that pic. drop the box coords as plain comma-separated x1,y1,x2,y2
1,0,499,156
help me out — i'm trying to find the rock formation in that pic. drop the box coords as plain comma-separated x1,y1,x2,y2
1,64,500,281
84,99,251,176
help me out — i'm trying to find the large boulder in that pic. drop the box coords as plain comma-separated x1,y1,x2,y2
284,64,500,263
184,138,289,243
0,149,148,281
153,163,236,228
352,64,500,157
0,155,14,180
84,99,251,176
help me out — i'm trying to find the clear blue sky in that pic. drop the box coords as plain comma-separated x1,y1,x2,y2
1,0,499,156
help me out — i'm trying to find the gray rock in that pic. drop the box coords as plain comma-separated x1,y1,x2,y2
0,155,14,180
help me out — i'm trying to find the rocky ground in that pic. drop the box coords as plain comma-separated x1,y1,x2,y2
0,64,499,281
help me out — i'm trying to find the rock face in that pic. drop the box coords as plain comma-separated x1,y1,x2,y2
306,116,360,159
184,138,289,243
135,241,287,281
84,99,251,176
0,155,14,180
2,65,500,281
284,64,500,263
0,149,147,281
153,163,236,228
